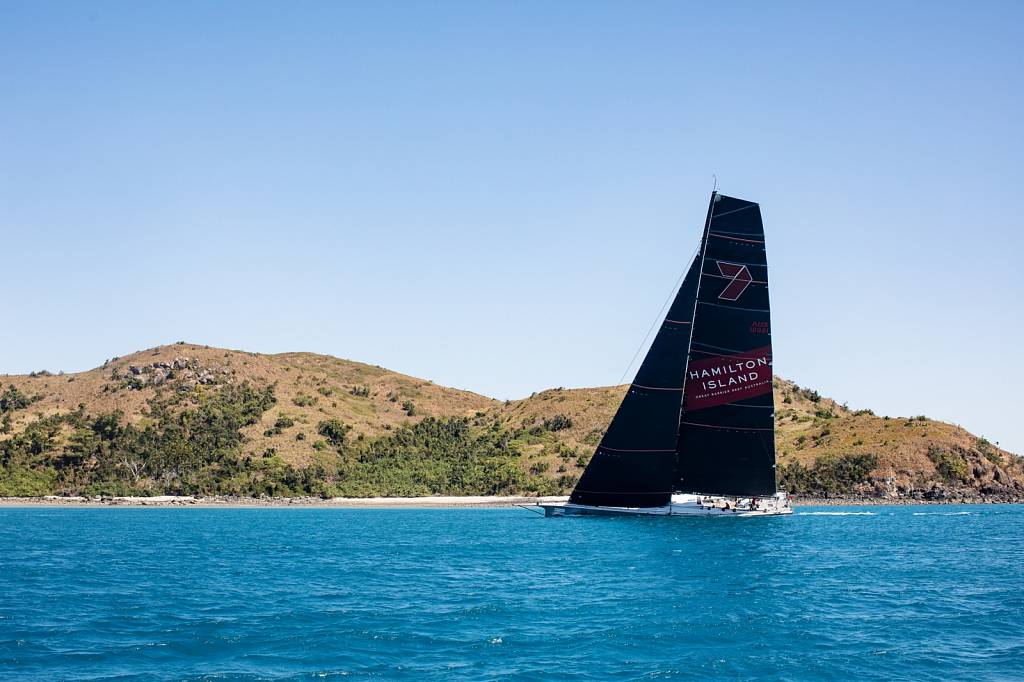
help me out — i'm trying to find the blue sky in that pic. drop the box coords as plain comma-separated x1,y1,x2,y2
2,2,1022,453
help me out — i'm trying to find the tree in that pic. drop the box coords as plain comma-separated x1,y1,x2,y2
318,419,352,448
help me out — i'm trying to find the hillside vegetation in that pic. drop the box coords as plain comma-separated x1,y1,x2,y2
1,343,1020,500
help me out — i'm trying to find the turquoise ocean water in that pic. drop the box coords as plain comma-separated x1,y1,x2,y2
1,505,1022,681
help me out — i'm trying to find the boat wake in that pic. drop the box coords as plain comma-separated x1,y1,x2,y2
911,511,976,516
799,511,876,516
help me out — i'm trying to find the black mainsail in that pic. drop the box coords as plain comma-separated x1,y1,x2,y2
569,252,703,508
675,193,776,497
569,191,776,508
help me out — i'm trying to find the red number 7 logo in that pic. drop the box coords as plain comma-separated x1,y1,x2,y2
717,262,752,301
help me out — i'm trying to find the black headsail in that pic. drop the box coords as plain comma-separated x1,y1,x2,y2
569,235,706,508
675,192,776,497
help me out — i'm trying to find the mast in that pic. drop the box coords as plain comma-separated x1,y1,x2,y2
675,193,776,497
673,192,717,486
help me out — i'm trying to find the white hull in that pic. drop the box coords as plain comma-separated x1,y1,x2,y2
539,492,792,517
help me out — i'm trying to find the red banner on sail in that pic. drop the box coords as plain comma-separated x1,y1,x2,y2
685,346,772,410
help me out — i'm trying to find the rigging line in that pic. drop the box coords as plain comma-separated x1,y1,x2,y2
616,244,700,386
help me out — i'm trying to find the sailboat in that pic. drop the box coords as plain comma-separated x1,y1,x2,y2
541,192,791,517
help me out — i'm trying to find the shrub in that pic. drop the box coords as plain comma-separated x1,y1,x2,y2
317,419,352,448
0,465,58,496
337,417,526,497
778,453,878,495
801,388,821,403
928,446,969,483
0,385,39,413
556,474,578,491
349,386,370,398
402,400,416,416
975,438,1003,465
292,393,318,407
542,414,573,431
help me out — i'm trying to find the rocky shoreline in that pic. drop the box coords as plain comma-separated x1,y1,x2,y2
1,493,1022,508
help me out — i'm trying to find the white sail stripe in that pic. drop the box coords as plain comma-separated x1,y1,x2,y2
681,421,773,432
690,341,748,353
689,347,772,361
707,228,761,237
708,232,764,244
684,342,749,352
697,300,771,313
710,203,757,219
704,259,767,269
